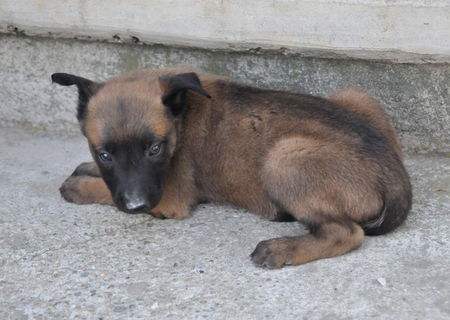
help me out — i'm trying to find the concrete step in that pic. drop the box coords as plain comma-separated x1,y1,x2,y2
0,34,449,153
0,128,449,319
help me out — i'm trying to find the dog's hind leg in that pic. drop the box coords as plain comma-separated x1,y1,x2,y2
251,219,364,268
251,137,380,268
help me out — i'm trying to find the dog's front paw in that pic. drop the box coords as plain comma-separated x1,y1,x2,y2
59,175,113,205
149,203,192,220
71,162,101,177
60,176,90,204
147,210,167,219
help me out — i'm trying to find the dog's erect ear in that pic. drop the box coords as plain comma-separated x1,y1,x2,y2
160,72,211,116
51,73,101,125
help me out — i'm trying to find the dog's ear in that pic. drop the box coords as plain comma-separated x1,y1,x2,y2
160,72,211,116
51,73,101,126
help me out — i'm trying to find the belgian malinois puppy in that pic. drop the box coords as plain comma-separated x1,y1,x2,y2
52,67,412,269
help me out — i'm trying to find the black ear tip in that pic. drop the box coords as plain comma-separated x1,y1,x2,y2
180,73,211,98
51,73,59,82
51,73,73,86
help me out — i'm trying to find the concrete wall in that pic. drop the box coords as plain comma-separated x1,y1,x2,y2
1,34,449,153
0,1,449,153
1,0,450,63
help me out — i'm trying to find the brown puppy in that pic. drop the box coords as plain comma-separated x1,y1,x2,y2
52,67,412,269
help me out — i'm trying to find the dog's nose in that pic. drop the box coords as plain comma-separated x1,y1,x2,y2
124,192,148,212
125,200,147,212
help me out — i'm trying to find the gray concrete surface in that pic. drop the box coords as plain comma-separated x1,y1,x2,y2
1,34,449,154
2,0,450,63
0,128,449,319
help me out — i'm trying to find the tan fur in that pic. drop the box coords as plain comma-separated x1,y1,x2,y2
149,151,197,220
60,175,113,205
71,161,101,177
329,88,403,159
86,80,172,146
59,67,411,269
252,222,365,268
262,137,383,222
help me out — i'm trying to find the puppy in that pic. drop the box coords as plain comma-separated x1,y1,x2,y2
52,67,412,268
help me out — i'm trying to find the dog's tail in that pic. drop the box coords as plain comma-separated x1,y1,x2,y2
329,88,412,235
362,160,412,236
363,189,411,236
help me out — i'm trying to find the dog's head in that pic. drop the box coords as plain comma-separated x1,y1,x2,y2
52,70,210,213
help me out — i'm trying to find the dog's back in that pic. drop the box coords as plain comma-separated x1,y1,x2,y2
329,88,403,160
186,76,412,266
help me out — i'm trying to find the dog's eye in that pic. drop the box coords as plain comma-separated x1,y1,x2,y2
147,143,162,156
98,152,112,162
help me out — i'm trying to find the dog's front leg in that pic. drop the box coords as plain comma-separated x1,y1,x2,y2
149,155,196,220
60,175,114,206
70,161,102,177
60,175,174,220
60,162,113,205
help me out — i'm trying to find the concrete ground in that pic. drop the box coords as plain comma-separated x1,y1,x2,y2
0,127,449,320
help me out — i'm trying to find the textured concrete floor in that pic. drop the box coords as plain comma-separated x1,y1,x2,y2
0,128,449,320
